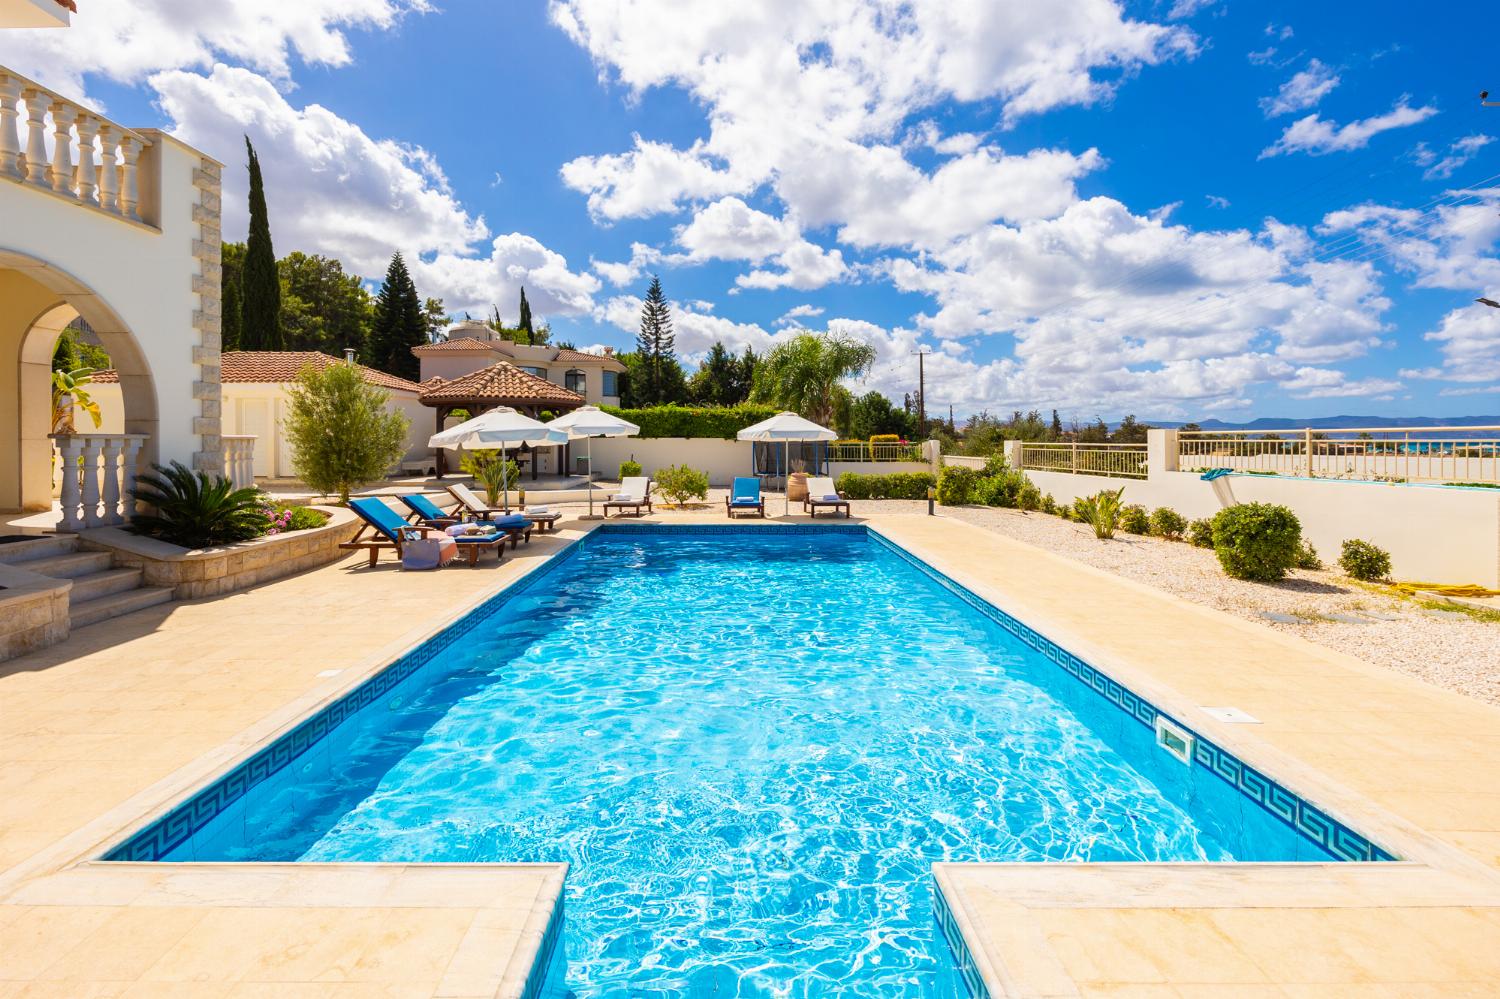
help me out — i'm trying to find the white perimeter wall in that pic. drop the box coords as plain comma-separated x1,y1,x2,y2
985,432,1500,587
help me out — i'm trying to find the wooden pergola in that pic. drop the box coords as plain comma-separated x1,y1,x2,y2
418,362,586,478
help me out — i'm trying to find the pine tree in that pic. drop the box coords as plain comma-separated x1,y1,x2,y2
222,276,243,351
240,137,282,350
635,275,676,405
1050,409,1063,439
517,287,534,344
368,252,426,380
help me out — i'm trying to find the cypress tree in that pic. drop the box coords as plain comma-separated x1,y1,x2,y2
517,286,534,344
368,252,425,380
240,137,281,350
635,275,676,405
222,276,243,351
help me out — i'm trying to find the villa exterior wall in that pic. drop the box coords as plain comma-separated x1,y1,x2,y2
219,383,430,479
995,432,1500,587
582,438,937,486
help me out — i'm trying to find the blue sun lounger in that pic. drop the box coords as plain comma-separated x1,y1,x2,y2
725,476,765,518
342,496,507,567
399,493,534,550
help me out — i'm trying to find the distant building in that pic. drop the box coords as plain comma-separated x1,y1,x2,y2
412,320,625,408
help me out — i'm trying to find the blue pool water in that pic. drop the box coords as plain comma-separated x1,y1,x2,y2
156,528,1344,997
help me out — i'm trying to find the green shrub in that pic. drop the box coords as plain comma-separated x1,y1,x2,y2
1339,539,1391,581
981,452,1011,477
599,404,779,439
653,464,710,505
979,468,1030,508
283,361,411,503
1118,504,1150,535
1074,488,1125,540
1017,480,1042,512
936,465,981,505
1148,507,1188,540
835,471,935,500
1294,540,1323,571
869,433,901,444
461,451,521,507
130,461,269,549
1039,493,1057,515
618,459,643,479
1188,518,1215,548
263,500,329,533
1210,503,1301,581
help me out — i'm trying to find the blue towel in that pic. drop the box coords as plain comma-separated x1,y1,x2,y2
1199,468,1233,481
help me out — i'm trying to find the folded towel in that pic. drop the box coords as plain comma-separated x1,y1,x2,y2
402,536,457,570
445,523,486,536
612,493,631,501
524,506,554,515
822,494,842,502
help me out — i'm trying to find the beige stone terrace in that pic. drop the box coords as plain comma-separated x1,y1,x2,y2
0,504,1498,996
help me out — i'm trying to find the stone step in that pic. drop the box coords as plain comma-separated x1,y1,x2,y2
69,586,174,629
21,550,113,579
0,534,78,565
68,567,145,604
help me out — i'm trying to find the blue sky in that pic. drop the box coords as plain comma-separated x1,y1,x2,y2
4,0,1498,422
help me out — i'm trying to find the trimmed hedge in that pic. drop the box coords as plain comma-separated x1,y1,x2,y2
835,471,935,500
1210,503,1301,582
600,404,779,439
1339,538,1391,581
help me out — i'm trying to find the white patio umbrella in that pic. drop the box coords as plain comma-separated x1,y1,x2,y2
546,406,641,519
428,407,568,512
736,411,837,515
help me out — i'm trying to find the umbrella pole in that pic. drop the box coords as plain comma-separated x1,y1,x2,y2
502,445,511,514
785,440,791,516
587,436,595,518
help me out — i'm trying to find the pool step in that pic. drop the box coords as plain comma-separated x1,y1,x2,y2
18,550,113,579
69,585,175,629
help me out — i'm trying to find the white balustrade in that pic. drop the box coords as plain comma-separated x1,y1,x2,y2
50,433,148,532
222,436,257,491
0,67,152,225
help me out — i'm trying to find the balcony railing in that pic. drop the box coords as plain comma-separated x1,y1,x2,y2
1019,442,1148,479
1177,427,1500,485
51,433,148,532
0,66,153,225
828,441,922,462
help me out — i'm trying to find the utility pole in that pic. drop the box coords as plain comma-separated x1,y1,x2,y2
912,349,931,437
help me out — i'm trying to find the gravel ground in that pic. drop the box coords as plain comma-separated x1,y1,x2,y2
870,500,1500,706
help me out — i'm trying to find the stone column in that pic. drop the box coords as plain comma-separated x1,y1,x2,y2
21,89,49,187
54,436,84,532
79,436,104,528
73,114,98,205
100,437,125,525
121,435,145,523
47,101,75,197
0,76,22,181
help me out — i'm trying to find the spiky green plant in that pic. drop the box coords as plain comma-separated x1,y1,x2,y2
130,461,270,549
1073,487,1126,540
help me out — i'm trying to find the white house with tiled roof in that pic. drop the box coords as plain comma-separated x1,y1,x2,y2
92,352,433,479
414,319,625,407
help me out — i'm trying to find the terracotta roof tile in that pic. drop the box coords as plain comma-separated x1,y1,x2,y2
412,336,501,353
418,361,584,407
554,347,619,363
56,0,78,11
89,368,119,383
217,352,423,392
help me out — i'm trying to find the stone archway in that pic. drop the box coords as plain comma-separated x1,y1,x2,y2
1,249,158,513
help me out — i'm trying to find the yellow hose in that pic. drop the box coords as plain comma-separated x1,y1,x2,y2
1389,582,1500,597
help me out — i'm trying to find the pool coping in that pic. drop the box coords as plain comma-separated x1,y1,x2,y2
8,517,1500,998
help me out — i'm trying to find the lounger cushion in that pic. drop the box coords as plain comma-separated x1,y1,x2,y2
821,494,842,502
452,531,505,544
487,514,531,528
729,498,760,506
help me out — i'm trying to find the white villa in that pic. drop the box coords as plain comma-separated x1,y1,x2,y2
1,3,225,529
416,319,625,407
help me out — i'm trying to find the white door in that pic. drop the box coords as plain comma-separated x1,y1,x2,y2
238,398,272,478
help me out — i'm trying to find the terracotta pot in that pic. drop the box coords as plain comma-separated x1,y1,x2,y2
787,471,809,502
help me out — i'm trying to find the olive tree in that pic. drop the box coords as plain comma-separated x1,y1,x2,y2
283,362,409,503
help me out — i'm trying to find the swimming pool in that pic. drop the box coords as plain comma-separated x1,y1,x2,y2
109,525,1392,997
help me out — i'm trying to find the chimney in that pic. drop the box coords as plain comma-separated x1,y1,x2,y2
343,347,357,365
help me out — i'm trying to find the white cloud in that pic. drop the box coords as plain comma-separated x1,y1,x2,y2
1403,306,1500,384
1168,0,1216,18
600,295,781,359
1413,134,1494,180
1318,190,1500,291
670,197,848,291
1261,97,1438,157
776,304,826,327
1205,194,1230,209
0,0,426,96
1259,59,1339,117
153,65,598,318
552,0,1189,246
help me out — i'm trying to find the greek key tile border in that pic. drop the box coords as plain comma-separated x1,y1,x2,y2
931,882,991,999
869,531,1397,864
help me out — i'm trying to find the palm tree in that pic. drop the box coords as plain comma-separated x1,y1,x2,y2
750,332,876,427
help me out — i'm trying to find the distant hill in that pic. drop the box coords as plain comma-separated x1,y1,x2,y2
1140,415,1500,431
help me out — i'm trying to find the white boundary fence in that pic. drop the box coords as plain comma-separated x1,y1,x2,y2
956,429,1500,587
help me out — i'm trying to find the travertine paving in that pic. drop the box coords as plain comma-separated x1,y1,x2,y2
2,506,1499,997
